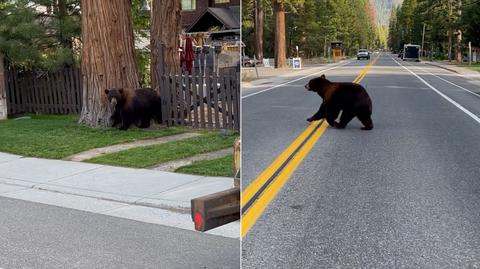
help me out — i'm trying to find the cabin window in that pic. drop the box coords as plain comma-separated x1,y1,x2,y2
182,0,196,10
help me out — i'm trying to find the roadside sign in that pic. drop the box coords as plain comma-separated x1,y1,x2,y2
292,57,302,69
263,58,271,67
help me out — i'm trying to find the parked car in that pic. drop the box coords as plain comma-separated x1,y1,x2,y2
357,49,370,60
242,56,253,67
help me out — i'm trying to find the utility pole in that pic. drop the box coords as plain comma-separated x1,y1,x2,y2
469,41,472,65
254,0,264,62
455,0,462,63
324,36,327,58
0,53,7,120
447,0,453,62
421,23,426,58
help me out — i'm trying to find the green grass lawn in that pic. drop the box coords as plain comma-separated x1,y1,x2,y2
457,63,480,72
85,133,238,168
0,115,185,159
175,154,234,177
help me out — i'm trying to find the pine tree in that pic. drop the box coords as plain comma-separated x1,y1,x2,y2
0,0,80,70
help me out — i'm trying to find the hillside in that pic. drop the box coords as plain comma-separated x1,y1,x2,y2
374,0,403,25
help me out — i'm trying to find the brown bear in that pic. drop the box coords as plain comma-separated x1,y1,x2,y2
105,88,162,130
305,74,373,130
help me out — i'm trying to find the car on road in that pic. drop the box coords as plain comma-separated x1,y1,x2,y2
357,49,370,60
242,55,262,67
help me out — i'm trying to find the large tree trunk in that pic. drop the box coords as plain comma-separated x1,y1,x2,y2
447,0,453,62
79,0,139,127
254,0,264,61
274,0,286,68
151,0,181,91
0,54,7,120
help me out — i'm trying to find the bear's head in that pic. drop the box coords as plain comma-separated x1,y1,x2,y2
305,74,330,97
105,88,125,106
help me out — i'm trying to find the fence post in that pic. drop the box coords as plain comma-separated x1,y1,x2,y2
0,54,7,120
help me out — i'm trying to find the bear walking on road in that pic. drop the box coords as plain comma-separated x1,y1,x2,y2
105,88,162,130
305,74,373,130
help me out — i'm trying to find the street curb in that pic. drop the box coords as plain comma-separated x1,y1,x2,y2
0,152,233,214
0,178,192,213
0,178,240,238
424,61,459,73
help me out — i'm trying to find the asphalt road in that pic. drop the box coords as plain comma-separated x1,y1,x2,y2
0,196,239,269
241,54,480,268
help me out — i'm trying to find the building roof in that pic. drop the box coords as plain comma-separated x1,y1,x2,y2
187,6,240,33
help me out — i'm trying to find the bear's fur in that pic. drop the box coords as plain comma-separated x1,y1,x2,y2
305,74,373,130
105,88,162,130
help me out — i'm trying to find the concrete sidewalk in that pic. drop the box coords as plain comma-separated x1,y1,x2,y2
0,152,239,238
242,59,353,89
423,60,480,79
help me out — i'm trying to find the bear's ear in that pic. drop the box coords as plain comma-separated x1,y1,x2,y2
104,89,109,94
118,88,124,94
321,74,326,79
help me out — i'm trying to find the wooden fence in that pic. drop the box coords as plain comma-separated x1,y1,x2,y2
6,68,82,115
5,65,239,131
160,67,240,130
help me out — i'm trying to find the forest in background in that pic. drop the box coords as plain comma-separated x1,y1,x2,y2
242,0,388,60
388,0,480,61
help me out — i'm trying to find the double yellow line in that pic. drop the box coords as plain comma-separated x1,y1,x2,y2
353,56,379,83
241,54,380,238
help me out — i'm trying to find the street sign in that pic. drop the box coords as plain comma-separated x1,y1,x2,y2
292,57,302,69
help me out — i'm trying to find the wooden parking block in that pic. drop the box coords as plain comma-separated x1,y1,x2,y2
191,187,240,232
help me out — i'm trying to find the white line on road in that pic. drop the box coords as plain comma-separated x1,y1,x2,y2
404,62,480,98
242,60,352,99
392,56,480,125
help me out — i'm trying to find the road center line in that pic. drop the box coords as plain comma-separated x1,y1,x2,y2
241,120,328,238
241,121,318,208
242,60,352,99
353,56,379,83
392,56,480,125
241,54,380,238
241,120,324,214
